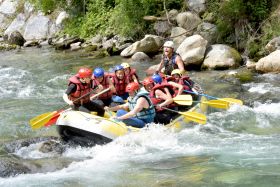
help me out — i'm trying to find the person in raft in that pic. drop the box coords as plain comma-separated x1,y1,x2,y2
155,40,185,76
104,82,155,128
92,67,116,106
111,65,129,100
63,67,105,116
121,62,139,84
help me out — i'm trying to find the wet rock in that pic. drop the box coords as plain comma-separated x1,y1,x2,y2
4,136,60,153
0,158,31,178
256,50,280,73
24,40,39,47
202,44,242,70
6,30,25,46
131,52,150,63
38,140,65,154
53,36,84,50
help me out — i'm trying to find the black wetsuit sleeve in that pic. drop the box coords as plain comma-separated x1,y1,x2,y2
65,83,77,95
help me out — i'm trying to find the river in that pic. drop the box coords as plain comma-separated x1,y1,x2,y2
0,47,280,186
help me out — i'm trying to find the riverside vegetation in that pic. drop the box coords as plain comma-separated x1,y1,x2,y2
29,0,280,61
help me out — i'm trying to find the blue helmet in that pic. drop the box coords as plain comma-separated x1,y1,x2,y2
93,67,104,78
114,65,124,72
152,74,162,84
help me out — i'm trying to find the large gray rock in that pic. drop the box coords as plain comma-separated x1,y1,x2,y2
186,0,206,15
131,52,150,62
196,22,217,44
154,20,171,36
265,37,280,53
171,27,188,49
23,15,51,40
202,44,242,70
0,13,10,30
0,0,19,16
256,50,280,73
121,35,164,57
4,13,26,36
55,11,69,29
24,1,34,18
176,12,201,33
176,34,208,66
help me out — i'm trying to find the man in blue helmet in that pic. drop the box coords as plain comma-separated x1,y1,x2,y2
92,67,116,106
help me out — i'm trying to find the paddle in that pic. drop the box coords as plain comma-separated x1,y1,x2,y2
30,87,110,129
172,94,193,105
183,90,243,105
161,106,207,124
193,100,230,109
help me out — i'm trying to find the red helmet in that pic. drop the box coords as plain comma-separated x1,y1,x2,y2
142,77,154,86
126,82,140,93
77,68,92,78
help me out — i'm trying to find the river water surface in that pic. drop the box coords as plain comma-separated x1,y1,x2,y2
0,47,280,187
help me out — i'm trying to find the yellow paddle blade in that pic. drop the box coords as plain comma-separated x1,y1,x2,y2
179,111,207,124
173,95,193,105
220,98,243,105
203,100,230,109
29,111,58,129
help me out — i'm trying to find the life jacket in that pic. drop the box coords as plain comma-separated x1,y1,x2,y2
179,76,194,91
128,90,156,121
149,82,176,110
163,53,179,75
111,74,127,96
92,73,113,100
125,68,139,83
68,76,92,105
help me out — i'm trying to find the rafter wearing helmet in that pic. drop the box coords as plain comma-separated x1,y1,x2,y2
104,82,155,128
111,65,129,100
156,40,185,76
121,62,139,84
92,67,116,106
63,68,105,116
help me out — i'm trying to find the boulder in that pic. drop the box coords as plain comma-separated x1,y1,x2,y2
176,12,201,33
256,50,280,73
170,27,188,49
154,20,171,36
0,158,30,178
202,44,242,70
196,22,217,44
176,34,208,66
265,37,280,53
4,13,26,36
131,52,150,62
23,14,51,40
0,0,19,16
186,0,206,15
6,30,25,46
121,35,164,57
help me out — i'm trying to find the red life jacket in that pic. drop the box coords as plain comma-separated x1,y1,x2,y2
178,76,193,91
111,74,127,96
149,82,176,110
92,73,113,100
125,68,139,83
68,76,92,105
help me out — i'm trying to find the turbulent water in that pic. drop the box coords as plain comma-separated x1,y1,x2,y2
0,47,280,187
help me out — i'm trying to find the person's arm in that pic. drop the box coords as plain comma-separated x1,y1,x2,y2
109,77,116,93
105,103,129,112
156,59,164,73
155,89,173,109
132,74,139,83
63,84,76,105
176,56,185,74
117,97,147,120
168,81,184,96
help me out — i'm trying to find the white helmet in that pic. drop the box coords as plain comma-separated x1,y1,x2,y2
163,41,174,49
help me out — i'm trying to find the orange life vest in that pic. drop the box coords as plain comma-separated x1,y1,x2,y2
68,76,92,105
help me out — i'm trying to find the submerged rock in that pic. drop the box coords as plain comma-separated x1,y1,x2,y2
0,158,31,178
